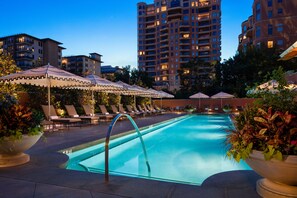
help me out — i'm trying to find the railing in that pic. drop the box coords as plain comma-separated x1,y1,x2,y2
104,114,151,182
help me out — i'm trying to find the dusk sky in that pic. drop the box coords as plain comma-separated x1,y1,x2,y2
1,0,253,68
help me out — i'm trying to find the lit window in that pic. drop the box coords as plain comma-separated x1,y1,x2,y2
156,8,160,13
161,64,168,69
267,41,273,48
161,6,167,12
184,69,190,74
183,34,190,38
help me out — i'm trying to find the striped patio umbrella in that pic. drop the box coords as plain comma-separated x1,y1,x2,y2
0,64,91,119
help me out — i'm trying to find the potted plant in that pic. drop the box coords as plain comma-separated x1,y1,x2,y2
226,88,297,197
0,94,43,167
184,104,196,113
222,104,232,113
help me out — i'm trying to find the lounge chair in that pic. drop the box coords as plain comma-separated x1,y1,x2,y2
118,104,127,114
140,105,153,115
98,105,116,120
147,104,160,114
65,105,99,124
110,105,120,114
83,104,113,121
154,105,165,113
126,105,143,116
119,104,135,117
143,105,154,114
133,105,146,116
41,105,82,129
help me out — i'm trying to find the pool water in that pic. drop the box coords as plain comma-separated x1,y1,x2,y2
66,115,250,185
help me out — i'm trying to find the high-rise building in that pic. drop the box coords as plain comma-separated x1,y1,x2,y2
137,0,221,91
238,0,297,52
62,53,103,76
0,33,64,70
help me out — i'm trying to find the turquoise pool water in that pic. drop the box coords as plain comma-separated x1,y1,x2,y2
66,115,250,185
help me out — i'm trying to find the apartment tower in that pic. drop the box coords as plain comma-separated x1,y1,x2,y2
238,0,297,52
0,33,64,70
137,0,221,91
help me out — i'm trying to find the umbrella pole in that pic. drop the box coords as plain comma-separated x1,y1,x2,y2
199,99,201,109
134,95,136,106
48,85,51,121
91,90,94,115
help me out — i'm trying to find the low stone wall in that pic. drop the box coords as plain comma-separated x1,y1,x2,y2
153,98,256,110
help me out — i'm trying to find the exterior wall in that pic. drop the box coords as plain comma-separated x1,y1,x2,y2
42,39,62,66
0,34,64,69
153,98,256,110
138,0,221,91
239,0,297,52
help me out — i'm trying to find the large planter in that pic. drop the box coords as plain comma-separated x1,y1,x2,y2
246,150,297,198
0,133,42,167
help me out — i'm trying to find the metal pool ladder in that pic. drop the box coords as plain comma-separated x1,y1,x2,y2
104,114,151,182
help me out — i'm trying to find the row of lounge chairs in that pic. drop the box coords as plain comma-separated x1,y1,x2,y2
41,104,164,131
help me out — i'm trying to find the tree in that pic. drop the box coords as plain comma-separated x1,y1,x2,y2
114,65,131,83
0,54,21,99
178,57,216,98
215,45,297,97
130,68,154,88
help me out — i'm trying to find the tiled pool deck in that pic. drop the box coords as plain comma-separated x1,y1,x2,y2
0,113,261,198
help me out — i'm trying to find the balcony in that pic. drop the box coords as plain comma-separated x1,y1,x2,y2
180,22,190,27
180,46,191,51
15,38,34,45
246,27,253,37
198,39,210,45
198,1,210,7
16,47,33,53
180,28,190,33
160,59,169,64
16,55,34,60
145,41,156,46
198,27,211,33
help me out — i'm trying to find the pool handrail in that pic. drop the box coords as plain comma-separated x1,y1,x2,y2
104,113,151,182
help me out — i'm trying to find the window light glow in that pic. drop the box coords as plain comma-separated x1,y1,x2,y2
267,41,273,48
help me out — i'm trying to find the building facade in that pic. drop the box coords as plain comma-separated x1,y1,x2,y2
62,53,102,76
137,0,221,91
0,33,64,70
238,0,297,52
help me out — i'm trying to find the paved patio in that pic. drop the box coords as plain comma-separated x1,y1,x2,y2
0,113,261,198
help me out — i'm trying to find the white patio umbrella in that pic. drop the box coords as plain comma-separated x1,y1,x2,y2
85,75,125,114
247,80,297,95
0,64,91,119
155,90,174,108
279,41,297,61
211,91,235,108
189,92,209,108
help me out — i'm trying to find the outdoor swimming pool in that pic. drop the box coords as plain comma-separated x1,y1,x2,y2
66,114,250,185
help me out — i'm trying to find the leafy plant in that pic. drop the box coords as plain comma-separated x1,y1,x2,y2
223,104,232,110
0,94,43,139
227,105,297,162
